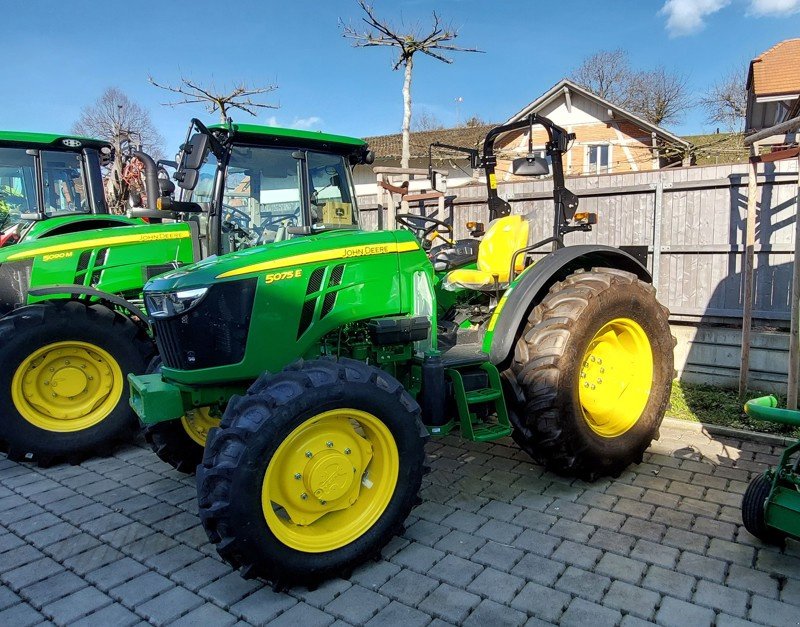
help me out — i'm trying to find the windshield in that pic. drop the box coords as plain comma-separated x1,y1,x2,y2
308,151,358,230
0,147,37,230
41,150,89,217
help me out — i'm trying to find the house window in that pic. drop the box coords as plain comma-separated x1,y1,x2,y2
586,144,612,174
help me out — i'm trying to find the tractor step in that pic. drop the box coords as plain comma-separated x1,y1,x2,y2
446,362,511,442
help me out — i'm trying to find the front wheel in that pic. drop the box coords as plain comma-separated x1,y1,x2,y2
510,268,674,480
742,473,786,545
0,301,153,463
197,358,426,587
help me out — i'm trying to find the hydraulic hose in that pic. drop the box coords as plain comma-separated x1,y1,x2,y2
744,395,800,428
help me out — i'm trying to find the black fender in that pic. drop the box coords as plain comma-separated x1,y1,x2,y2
26,285,149,327
489,245,651,367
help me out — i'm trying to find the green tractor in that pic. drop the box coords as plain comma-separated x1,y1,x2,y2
128,114,674,587
0,120,329,462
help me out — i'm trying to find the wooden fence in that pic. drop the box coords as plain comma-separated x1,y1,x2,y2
357,160,800,391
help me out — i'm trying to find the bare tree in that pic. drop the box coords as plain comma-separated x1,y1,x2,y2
571,49,632,104
341,0,482,169
148,76,278,123
413,111,444,131
72,87,164,212
700,70,747,131
462,114,486,128
625,67,692,126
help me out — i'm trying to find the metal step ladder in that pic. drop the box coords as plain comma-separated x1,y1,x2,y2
446,362,512,442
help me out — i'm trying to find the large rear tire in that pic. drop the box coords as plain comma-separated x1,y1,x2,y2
510,268,674,480
197,358,426,587
0,301,154,463
742,473,786,545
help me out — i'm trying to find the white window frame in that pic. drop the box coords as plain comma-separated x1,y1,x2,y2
585,143,613,175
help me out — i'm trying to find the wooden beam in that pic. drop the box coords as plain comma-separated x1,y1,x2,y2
740,148,759,398
788,152,800,409
757,147,800,163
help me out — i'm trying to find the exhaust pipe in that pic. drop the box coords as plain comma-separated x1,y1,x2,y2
131,150,159,211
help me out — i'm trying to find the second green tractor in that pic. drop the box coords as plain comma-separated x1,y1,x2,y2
129,114,674,587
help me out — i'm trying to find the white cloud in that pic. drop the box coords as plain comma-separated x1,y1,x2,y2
748,0,800,15
265,115,279,126
659,0,731,36
293,116,323,130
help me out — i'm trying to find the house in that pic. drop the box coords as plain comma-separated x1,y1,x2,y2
746,39,800,133
358,79,691,195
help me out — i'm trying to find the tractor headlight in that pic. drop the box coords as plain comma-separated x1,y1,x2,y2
146,287,208,318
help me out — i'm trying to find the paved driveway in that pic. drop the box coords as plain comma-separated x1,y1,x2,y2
0,420,798,626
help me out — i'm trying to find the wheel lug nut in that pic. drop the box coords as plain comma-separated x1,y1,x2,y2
300,493,308,500
584,382,589,388
597,358,602,365
600,368,605,374
64,360,70,365
320,500,327,505
294,473,301,480
44,381,50,386
52,393,57,398
590,356,596,362
305,451,313,458
326,441,333,448
344,448,351,455
597,378,602,384
590,384,596,390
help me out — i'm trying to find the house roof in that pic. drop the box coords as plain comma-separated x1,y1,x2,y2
747,39,800,98
364,124,495,160
504,78,691,148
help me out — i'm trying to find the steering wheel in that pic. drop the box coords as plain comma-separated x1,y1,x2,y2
395,213,455,248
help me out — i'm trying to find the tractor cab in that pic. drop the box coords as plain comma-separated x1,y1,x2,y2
0,131,113,247
164,119,374,258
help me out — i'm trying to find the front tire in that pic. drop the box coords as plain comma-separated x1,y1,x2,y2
197,358,426,587
510,268,674,479
0,301,153,463
742,473,786,545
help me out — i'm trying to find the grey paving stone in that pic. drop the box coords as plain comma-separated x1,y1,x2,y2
555,566,611,602
99,521,151,548
603,580,660,620
692,579,748,617
707,537,755,566
511,528,560,556
2,557,63,591
199,572,262,608
582,507,626,531
0,586,20,611
144,544,205,576
378,568,438,605
349,559,401,591
290,577,351,609
110,570,174,606
363,600,429,627
0,531,25,554
41,586,113,624
0,600,46,627
63,544,124,575
511,581,570,622
137,586,204,625
230,587,297,625
544,498,589,522
441,509,488,533
434,529,487,558
62,502,112,525
725,563,779,598
510,552,565,587
477,500,523,522
547,518,594,543
756,547,800,579
692,516,736,541
86,557,149,590
512,507,557,532
404,519,450,546
6,510,59,533
475,518,523,544
630,538,679,568
642,565,695,601
325,584,389,624
171,556,232,591
463,598,527,627
655,596,715,627
675,551,727,583
269,601,334,627
661,527,708,553
428,553,484,588
418,583,480,624
19,570,86,608
169,602,237,627
391,542,445,573
471,541,524,572
466,567,525,604
69,602,141,627
750,594,800,626
594,552,647,584
551,539,602,569
560,597,622,627
588,528,636,554
123,532,179,561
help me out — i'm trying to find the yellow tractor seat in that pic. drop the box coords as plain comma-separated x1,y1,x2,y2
443,215,530,291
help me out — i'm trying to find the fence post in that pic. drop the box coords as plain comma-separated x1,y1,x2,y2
651,178,664,291
788,154,800,409
740,149,759,398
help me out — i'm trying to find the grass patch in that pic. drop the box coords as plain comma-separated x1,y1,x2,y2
669,380,800,439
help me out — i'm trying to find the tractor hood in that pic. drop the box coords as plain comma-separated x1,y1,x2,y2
144,229,422,294
18,214,143,244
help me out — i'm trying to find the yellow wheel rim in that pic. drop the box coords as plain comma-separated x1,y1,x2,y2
579,318,653,438
262,408,399,553
11,341,124,433
181,407,219,446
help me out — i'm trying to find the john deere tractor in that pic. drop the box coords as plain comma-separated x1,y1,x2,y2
0,120,320,463
128,113,674,587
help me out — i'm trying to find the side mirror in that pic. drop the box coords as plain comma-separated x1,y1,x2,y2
512,155,550,177
175,133,210,190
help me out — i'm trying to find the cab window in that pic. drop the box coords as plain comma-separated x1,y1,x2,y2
308,151,358,229
0,148,37,228
41,150,88,216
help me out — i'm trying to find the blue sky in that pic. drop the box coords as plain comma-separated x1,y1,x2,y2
2,0,799,150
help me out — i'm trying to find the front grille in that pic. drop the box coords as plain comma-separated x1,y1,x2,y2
0,260,32,315
153,278,257,370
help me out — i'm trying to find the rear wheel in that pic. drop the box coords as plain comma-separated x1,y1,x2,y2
197,358,426,587
742,473,786,545
0,301,153,463
510,268,674,479
142,358,217,473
